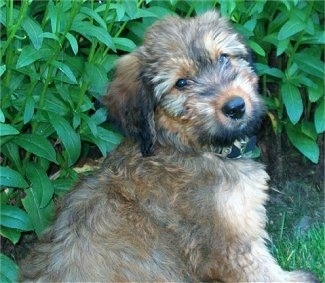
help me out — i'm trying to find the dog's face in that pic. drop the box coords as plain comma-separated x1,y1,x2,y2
104,11,264,155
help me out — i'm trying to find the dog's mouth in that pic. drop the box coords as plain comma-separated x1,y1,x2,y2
197,112,262,148
213,136,257,158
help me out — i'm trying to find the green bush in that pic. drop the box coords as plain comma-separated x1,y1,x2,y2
0,1,323,281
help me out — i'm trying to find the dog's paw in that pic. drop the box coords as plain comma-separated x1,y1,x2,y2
285,270,320,283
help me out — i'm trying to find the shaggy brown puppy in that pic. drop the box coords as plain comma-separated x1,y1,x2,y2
20,11,318,282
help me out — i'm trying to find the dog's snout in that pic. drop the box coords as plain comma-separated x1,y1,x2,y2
222,97,245,119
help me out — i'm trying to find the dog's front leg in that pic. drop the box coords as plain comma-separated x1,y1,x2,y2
197,163,319,282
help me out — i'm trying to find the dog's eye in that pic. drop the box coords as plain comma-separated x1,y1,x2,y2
175,79,188,89
218,54,229,64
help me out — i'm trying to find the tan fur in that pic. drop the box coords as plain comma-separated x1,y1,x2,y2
20,11,318,282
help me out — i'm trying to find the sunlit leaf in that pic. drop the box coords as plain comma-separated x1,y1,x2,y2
80,6,107,28
22,16,44,50
278,18,305,40
0,205,33,230
0,167,28,188
71,20,115,51
0,64,6,77
65,32,78,55
315,99,325,134
23,95,35,124
0,124,19,136
0,253,19,283
113,37,136,52
281,83,303,124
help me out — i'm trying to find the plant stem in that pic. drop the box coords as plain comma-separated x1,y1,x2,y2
1,0,29,61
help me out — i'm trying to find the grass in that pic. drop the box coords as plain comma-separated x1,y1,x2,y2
270,224,325,282
266,180,324,282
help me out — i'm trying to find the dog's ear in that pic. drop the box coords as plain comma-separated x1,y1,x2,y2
103,52,156,156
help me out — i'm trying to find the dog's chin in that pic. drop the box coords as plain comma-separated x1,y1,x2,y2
198,121,260,149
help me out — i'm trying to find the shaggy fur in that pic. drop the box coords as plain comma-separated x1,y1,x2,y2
20,11,318,282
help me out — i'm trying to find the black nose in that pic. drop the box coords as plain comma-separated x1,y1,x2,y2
222,97,245,119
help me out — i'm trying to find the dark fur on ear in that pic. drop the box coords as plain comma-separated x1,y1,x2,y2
103,52,156,156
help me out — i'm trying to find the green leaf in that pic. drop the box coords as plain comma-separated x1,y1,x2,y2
25,163,54,208
147,6,175,18
42,31,60,42
0,167,28,188
276,38,289,56
124,0,138,18
105,3,126,21
22,190,55,236
81,113,97,137
278,18,305,40
16,45,53,68
0,64,6,77
134,8,158,19
23,95,35,124
1,143,22,173
47,111,81,166
0,205,33,231
0,109,5,122
82,126,122,156
0,124,19,136
22,16,44,50
286,123,319,164
294,52,324,79
254,63,284,78
80,6,107,28
243,19,257,32
101,54,119,73
308,85,323,102
301,121,317,141
43,90,70,116
13,134,58,164
248,41,265,56
315,99,325,134
65,32,78,55
91,108,108,125
0,253,19,283
52,60,77,84
84,62,108,94
0,226,21,244
113,37,136,52
281,83,303,124
301,31,325,45
52,177,77,196
71,20,115,51
47,0,58,33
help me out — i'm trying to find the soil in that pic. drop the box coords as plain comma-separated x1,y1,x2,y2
260,127,324,235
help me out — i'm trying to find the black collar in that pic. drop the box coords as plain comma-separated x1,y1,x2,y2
215,136,257,159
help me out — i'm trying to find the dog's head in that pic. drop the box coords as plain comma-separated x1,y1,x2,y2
103,10,264,156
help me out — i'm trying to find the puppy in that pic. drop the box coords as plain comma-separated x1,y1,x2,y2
20,10,318,282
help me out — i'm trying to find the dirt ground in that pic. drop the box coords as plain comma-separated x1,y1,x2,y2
260,131,324,235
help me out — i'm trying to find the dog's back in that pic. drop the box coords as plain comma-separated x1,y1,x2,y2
20,143,269,282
